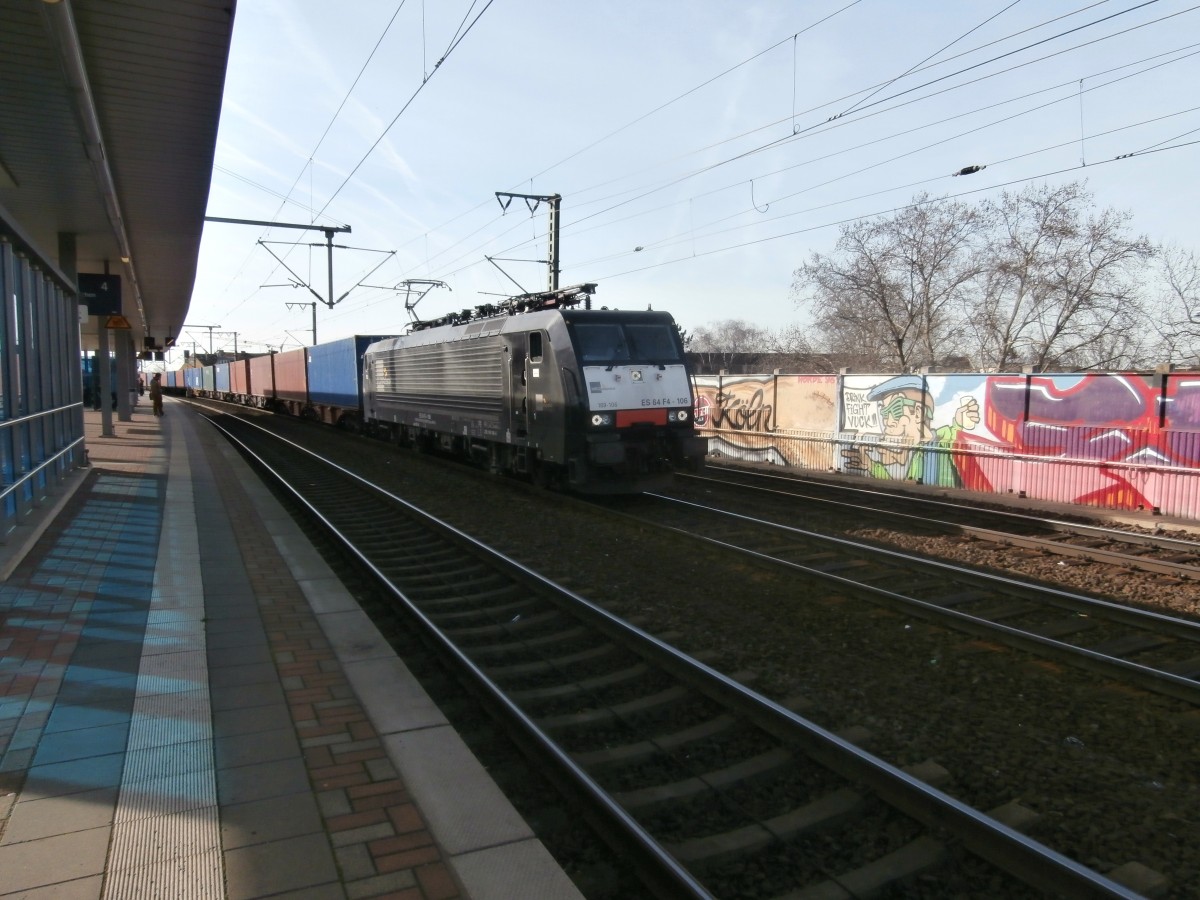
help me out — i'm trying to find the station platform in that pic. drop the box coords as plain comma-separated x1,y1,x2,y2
0,398,582,900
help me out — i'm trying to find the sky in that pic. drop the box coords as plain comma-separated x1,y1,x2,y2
183,0,1200,361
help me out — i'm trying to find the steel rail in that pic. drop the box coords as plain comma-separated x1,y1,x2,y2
643,492,1200,706
208,411,1142,899
687,467,1200,580
202,412,713,900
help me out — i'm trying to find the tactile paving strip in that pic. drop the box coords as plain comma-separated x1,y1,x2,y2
102,432,223,898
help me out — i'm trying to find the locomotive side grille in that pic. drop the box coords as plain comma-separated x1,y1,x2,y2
369,340,504,415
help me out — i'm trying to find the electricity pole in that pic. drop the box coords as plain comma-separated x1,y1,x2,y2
494,193,561,291
186,324,221,358
205,217,351,311
286,301,318,345
206,216,394,345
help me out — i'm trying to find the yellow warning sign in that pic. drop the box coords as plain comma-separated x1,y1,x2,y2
105,315,132,329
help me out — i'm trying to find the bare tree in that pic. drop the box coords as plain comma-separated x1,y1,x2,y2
975,183,1154,371
792,183,1162,372
1143,244,1200,366
689,319,771,371
768,323,838,372
791,195,986,371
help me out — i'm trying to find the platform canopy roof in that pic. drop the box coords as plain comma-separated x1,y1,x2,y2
0,0,236,351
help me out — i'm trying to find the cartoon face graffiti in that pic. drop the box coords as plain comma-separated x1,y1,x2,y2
843,374,981,486
877,388,932,444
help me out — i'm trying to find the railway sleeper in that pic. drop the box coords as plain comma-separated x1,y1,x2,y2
925,588,991,607
1158,552,1199,564
464,626,590,659
783,835,946,900
507,662,652,703
423,597,537,626
986,799,1041,833
358,539,451,559
1084,633,1175,658
1161,655,1200,678
665,760,948,869
439,609,563,640
483,643,618,679
667,786,866,868
897,577,959,595
852,567,910,585
397,567,505,591
536,684,691,731
570,713,739,770
379,556,483,580
1060,537,1113,549
960,601,1036,621
1025,615,1099,640
508,657,657,710
613,747,795,814
808,559,875,576
373,563,473,585
414,584,522,611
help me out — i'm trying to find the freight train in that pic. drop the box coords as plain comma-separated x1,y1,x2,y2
179,284,708,493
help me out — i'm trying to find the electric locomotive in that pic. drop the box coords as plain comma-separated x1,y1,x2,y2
362,284,707,493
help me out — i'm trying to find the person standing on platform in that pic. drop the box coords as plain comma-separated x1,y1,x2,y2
149,373,164,417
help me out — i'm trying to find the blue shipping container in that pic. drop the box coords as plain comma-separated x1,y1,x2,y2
306,335,392,410
215,362,231,392
184,367,203,390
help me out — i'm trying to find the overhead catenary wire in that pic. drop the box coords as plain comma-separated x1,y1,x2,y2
552,44,1200,254
595,55,1200,261
561,2,1199,232
212,0,482,328
311,0,497,218
298,0,1178,304
588,139,1200,284
524,1,867,185
581,105,1200,267
207,2,1198,347
550,0,1180,223
402,1,1198,295
210,2,409,318
427,39,1200,285
834,0,1027,119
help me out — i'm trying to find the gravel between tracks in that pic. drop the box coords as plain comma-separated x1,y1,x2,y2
270,418,1200,898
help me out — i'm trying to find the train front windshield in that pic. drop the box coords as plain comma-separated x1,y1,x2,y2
572,322,683,364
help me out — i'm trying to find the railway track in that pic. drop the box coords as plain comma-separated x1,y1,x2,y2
611,490,1200,707
204,410,1144,899
692,464,1200,583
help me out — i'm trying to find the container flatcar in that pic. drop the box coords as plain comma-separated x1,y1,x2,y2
248,354,275,409
306,335,391,427
272,347,308,414
214,361,231,395
229,358,251,404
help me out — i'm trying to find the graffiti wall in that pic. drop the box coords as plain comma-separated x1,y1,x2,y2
693,374,837,468
838,373,988,489
695,370,1200,519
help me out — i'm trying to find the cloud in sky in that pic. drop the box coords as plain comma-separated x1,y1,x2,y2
188,0,1200,356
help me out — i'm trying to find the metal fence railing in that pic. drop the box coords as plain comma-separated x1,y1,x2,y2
699,426,1200,519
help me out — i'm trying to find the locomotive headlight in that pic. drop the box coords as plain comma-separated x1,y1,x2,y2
669,409,690,423
590,413,613,427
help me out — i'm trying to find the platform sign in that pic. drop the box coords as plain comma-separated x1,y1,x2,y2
78,273,122,316
105,315,132,330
